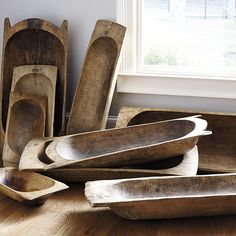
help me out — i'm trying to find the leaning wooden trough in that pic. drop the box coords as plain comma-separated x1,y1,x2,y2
0,168,68,204
41,116,209,169
85,174,236,220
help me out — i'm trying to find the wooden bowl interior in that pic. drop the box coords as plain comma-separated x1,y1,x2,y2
56,119,195,161
8,99,44,155
2,29,65,135
107,175,236,200
127,110,236,172
0,169,55,192
76,36,118,131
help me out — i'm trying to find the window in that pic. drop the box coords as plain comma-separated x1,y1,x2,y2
116,0,236,99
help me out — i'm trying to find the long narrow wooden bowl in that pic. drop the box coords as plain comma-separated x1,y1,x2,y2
0,168,68,204
44,116,210,169
44,146,199,182
85,174,236,220
3,92,46,166
19,139,199,180
116,107,236,173
11,65,57,137
67,20,126,135
0,17,68,165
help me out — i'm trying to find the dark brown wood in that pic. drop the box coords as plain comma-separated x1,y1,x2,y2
0,167,68,204
85,174,236,220
116,107,236,173
2,92,47,166
44,116,209,169
67,20,126,135
0,18,68,165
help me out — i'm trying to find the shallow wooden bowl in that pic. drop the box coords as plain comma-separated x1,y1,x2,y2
0,168,68,204
85,174,236,220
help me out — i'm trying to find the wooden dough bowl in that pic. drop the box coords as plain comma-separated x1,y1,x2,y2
116,107,236,173
85,174,236,220
11,65,58,136
0,168,68,205
43,116,209,169
67,20,126,135
2,92,46,165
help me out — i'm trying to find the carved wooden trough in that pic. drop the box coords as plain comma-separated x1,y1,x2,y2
85,174,236,220
0,18,68,165
19,136,199,181
31,116,209,170
3,92,46,166
116,107,236,173
67,20,126,135
0,168,68,204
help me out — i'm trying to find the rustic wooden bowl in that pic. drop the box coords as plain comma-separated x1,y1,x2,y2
116,107,236,173
2,92,46,166
11,65,58,136
0,168,68,204
44,116,209,169
67,20,126,135
85,174,236,220
0,17,68,165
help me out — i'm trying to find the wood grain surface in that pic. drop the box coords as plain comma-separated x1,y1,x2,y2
0,183,236,236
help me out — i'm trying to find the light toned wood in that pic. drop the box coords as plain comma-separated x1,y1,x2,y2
19,138,199,180
11,65,58,137
1,183,236,235
44,146,199,182
85,173,236,220
2,92,47,165
45,116,209,169
67,20,126,135
0,18,68,166
116,107,236,173
0,167,68,205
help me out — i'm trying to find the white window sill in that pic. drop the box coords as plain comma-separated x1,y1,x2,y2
117,73,236,99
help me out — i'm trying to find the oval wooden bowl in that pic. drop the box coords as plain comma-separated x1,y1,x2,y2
44,116,210,169
0,168,68,204
3,92,46,165
85,174,236,220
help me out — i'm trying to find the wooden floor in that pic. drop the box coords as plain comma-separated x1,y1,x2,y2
1,183,236,236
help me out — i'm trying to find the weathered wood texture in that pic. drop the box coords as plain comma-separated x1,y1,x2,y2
0,167,68,204
116,107,236,173
86,174,236,220
11,65,57,136
44,146,198,182
1,183,236,236
2,92,46,165
67,20,126,135
19,137,198,181
0,18,68,166
44,117,208,169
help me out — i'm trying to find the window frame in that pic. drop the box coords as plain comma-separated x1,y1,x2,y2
116,0,236,99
